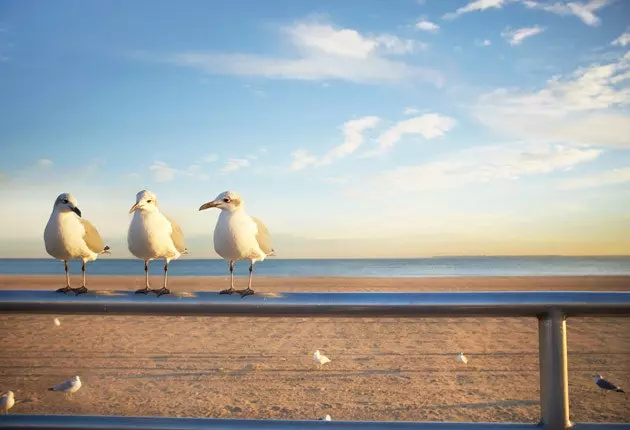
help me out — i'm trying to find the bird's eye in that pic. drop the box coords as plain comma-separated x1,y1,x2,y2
223,198,230,203
147,200,152,203
62,199,68,204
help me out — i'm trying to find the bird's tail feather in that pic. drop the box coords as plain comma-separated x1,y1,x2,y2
48,388,55,391
618,388,625,393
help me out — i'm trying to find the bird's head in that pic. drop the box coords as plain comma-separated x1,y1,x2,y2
314,350,321,357
72,376,81,383
53,193,81,217
199,190,243,213
594,374,602,382
129,190,159,214
3,391,14,398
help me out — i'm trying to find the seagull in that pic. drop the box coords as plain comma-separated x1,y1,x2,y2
0,391,15,414
594,375,625,395
319,414,332,421
198,191,274,298
48,375,81,400
128,190,187,297
313,350,331,369
44,193,110,295
53,318,61,326
457,352,468,365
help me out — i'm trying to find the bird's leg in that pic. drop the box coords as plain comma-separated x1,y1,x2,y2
152,260,171,296
219,260,235,295
72,261,88,295
56,261,72,293
236,261,255,298
135,260,151,294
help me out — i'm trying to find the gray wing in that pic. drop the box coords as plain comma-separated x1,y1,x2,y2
597,379,619,390
52,379,73,392
80,219,106,253
165,215,187,253
252,216,273,255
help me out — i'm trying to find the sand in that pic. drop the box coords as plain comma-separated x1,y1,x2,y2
0,275,628,423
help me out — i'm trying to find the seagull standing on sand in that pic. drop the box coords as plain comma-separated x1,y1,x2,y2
457,352,468,365
44,193,110,295
48,376,81,400
128,190,187,297
319,415,332,421
594,375,625,395
313,350,331,369
198,191,274,298
0,391,15,413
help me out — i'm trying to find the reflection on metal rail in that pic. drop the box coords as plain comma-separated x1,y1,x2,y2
1,290,629,430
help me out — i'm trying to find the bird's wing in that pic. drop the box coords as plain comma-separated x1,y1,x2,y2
164,215,187,253
80,219,106,253
53,379,73,391
597,379,618,390
252,216,273,255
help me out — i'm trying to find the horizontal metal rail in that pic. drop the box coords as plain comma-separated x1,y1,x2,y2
0,415,629,430
1,290,630,430
0,290,629,317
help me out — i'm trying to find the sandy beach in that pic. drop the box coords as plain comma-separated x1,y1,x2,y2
0,275,628,423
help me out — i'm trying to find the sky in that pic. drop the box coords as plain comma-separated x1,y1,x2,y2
1,0,629,258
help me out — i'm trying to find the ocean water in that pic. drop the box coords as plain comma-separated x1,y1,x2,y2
0,257,629,277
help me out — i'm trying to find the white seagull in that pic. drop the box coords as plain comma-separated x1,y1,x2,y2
319,414,332,421
594,374,625,395
198,191,274,298
44,193,110,295
128,190,187,296
457,352,468,365
0,391,15,414
313,350,331,369
48,375,82,400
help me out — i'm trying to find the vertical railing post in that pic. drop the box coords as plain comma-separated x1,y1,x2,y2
538,310,572,430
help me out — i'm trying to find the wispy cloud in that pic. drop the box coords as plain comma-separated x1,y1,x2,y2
367,141,601,193
403,107,421,115
290,149,319,171
612,29,630,47
558,167,630,189
443,0,507,20
415,19,440,33
501,26,544,45
149,161,177,182
141,19,443,86
363,113,456,157
521,0,612,27
220,158,250,173
472,51,630,148
475,39,492,47
200,154,218,163
36,158,53,168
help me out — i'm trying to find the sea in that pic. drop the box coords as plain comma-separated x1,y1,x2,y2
0,257,629,277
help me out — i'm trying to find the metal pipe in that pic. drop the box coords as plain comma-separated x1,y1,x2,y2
0,415,549,430
538,311,571,430
0,291,630,317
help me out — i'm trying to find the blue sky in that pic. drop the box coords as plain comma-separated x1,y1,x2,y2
1,0,629,258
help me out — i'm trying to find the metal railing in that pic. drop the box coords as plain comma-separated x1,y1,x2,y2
0,290,629,430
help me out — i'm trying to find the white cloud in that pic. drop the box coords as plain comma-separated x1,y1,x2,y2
290,149,319,171
501,26,545,45
149,161,176,182
369,141,601,193
36,158,53,168
320,116,380,165
443,0,507,19
364,113,456,157
221,158,250,173
415,19,440,32
476,39,492,47
558,167,630,189
612,30,630,47
522,0,612,27
403,107,421,115
472,51,630,147
153,19,442,86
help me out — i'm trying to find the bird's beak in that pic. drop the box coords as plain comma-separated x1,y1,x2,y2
70,205,82,217
129,203,139,214
198,201,219,211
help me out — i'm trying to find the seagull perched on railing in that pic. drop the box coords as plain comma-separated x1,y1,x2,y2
594,375,625,395
198,190,274,298
48,375,82,400
128,190,187,297
44,193,110,295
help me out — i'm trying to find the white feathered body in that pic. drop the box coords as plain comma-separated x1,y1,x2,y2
313,350,331,366
0,391,14,412
128,211,180,261
51,376,81,394
44,211,97,262
214,209,267,262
